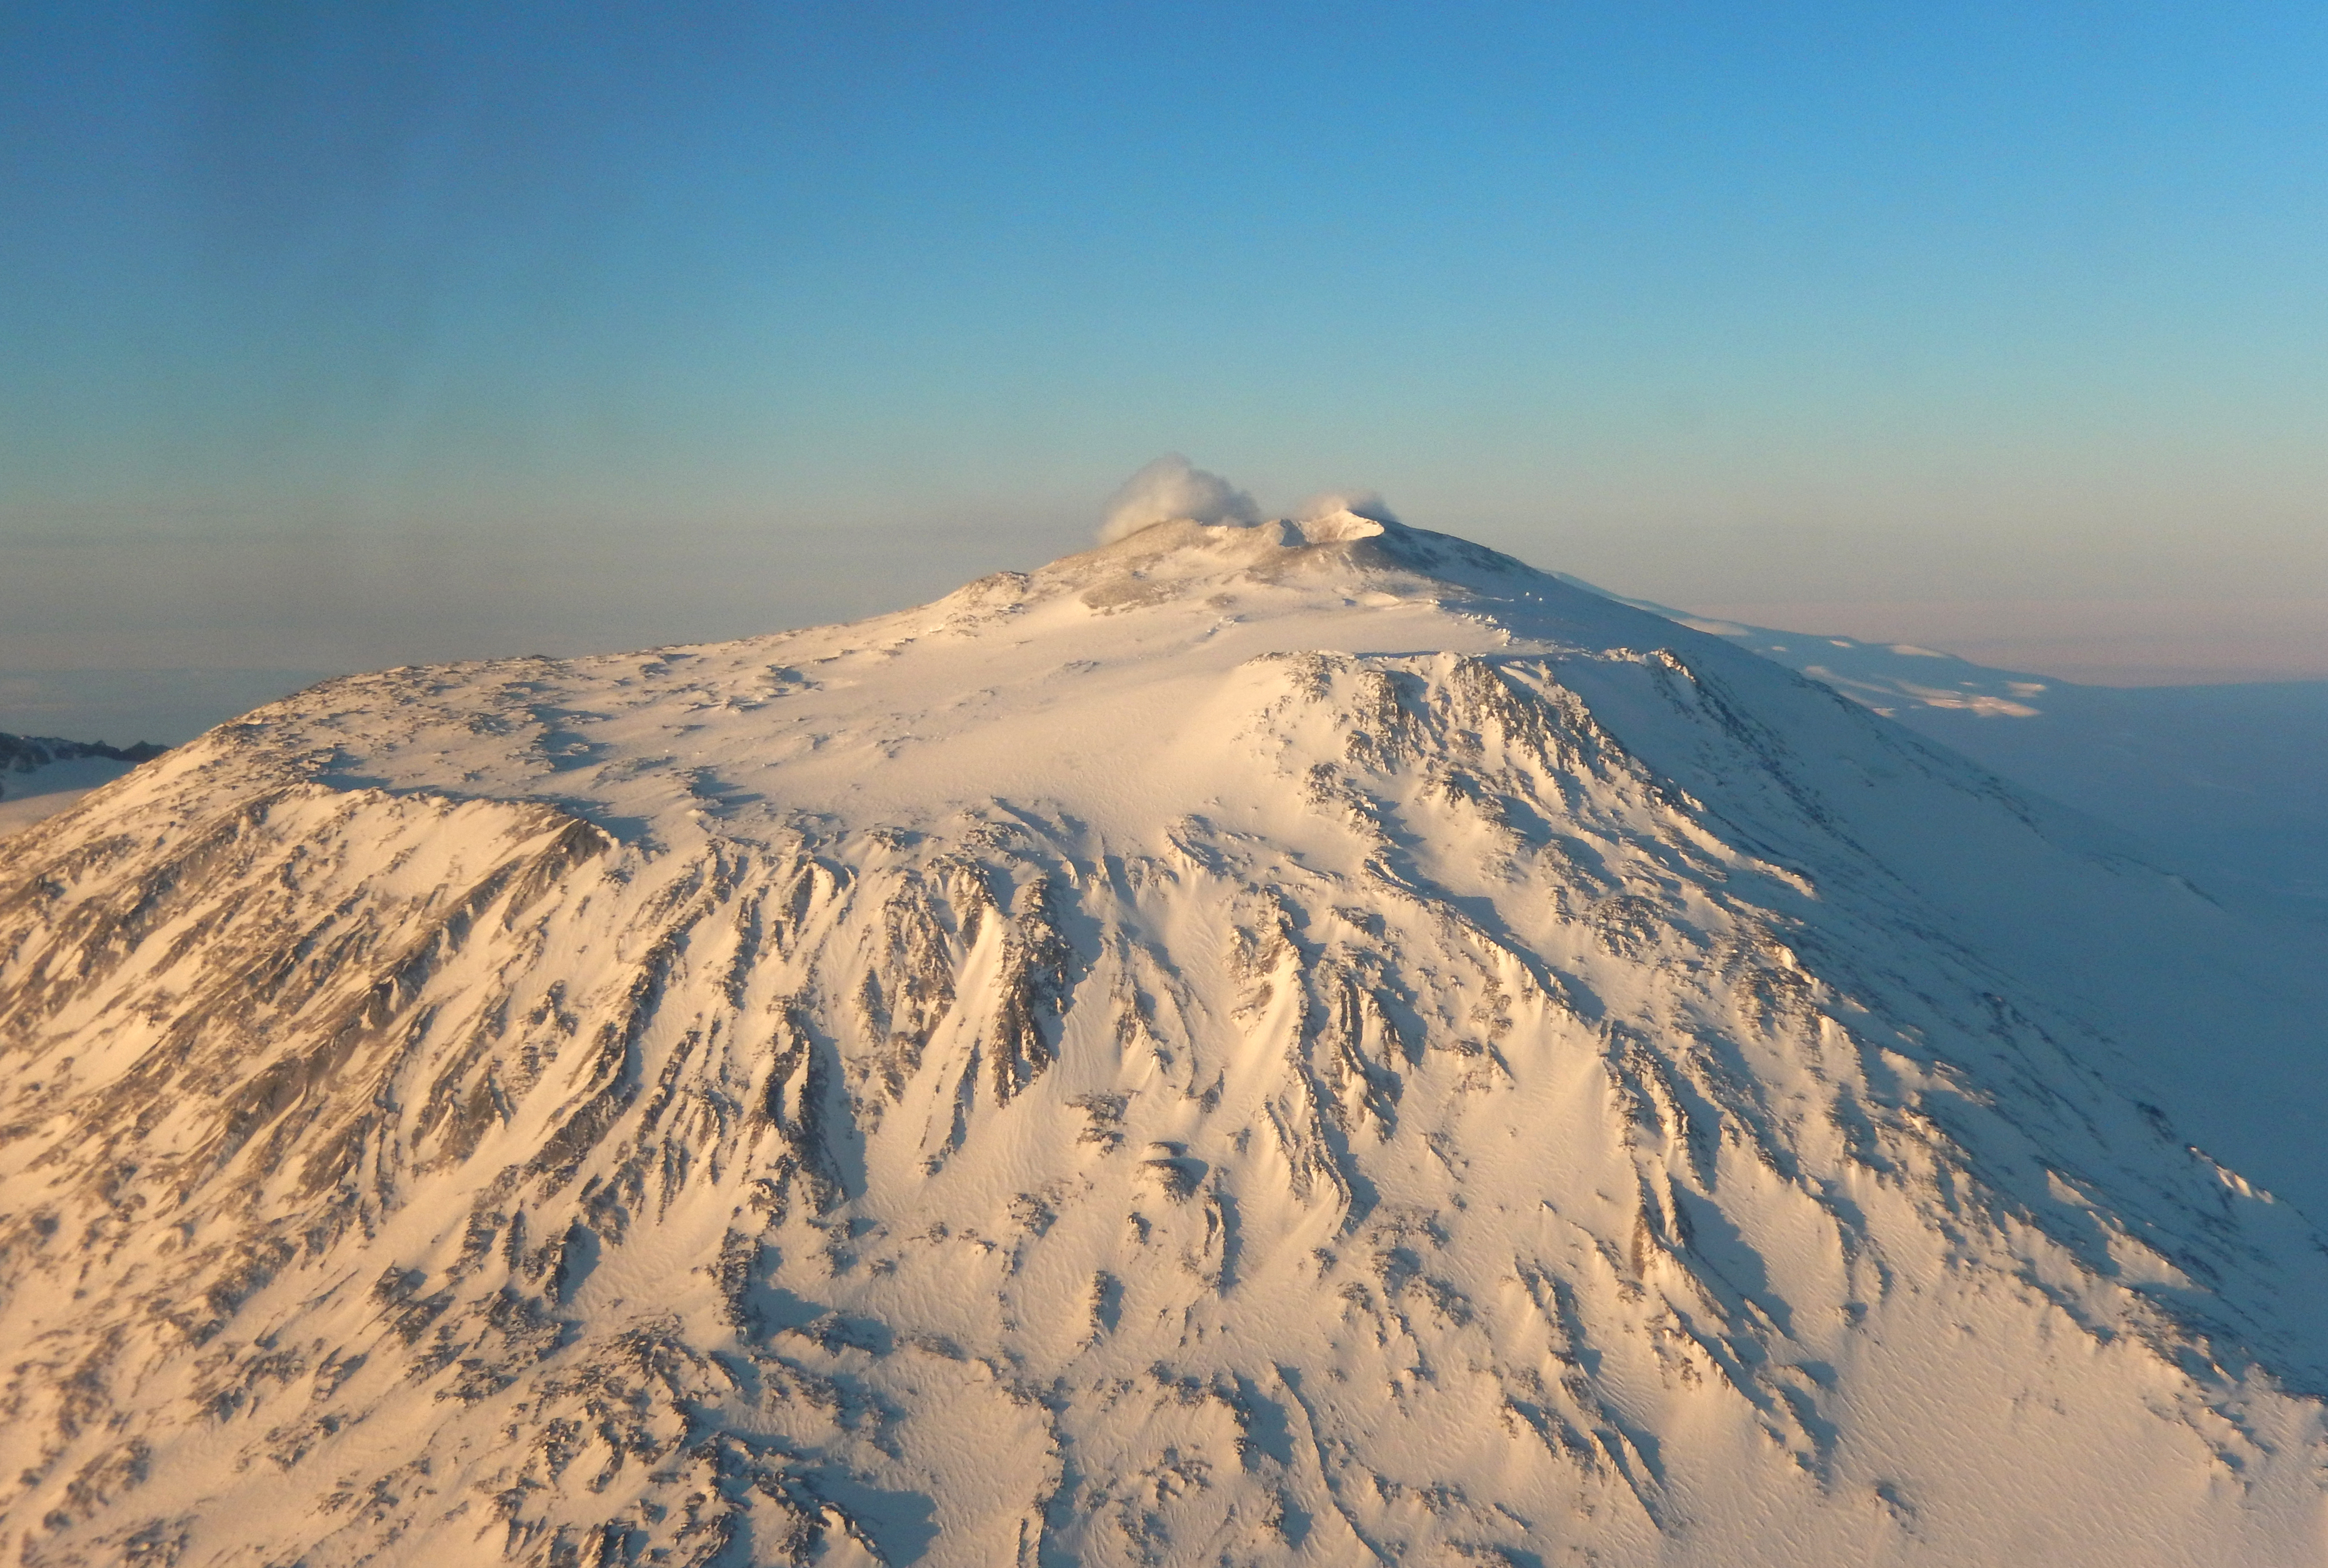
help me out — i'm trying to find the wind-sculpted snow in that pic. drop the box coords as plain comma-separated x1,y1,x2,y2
1,514,2324,1565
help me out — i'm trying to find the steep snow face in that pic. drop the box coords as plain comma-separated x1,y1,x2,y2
2,514,2325,1567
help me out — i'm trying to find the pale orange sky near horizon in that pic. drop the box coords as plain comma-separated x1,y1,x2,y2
1686,596,2328,686
10,5,2328,703
5,509,2325,689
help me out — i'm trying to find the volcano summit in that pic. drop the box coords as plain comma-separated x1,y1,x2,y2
1,512,2324,1566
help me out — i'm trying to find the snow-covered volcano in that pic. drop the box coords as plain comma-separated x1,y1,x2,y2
2,513,2324,1566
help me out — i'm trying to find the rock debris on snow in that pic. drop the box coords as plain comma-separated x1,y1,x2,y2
1,512,2324,1565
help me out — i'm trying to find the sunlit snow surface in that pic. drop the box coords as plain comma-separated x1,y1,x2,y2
2,515,2325,1566
1586,587,2328,927
0,742,149,840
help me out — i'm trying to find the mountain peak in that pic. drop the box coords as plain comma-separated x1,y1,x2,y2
1054,509,1526,604
2,521,2325,1565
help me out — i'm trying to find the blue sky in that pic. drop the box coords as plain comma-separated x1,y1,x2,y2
5,0,2326,695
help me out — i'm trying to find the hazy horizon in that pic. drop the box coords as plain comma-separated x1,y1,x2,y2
7,3,2327,699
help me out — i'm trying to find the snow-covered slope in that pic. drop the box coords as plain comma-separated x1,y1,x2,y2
2,514,2325,1566
0,733,166,840
1580,588,2328,925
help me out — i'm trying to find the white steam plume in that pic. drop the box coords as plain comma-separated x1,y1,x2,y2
1098,455,1262,544
1297,489,1400,525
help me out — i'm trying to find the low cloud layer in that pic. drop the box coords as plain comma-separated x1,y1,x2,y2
1098,455,1262,543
